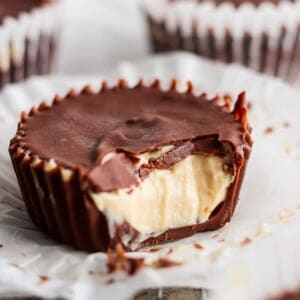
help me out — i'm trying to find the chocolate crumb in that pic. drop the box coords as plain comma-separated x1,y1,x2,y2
125,257,145,275
151,258,182,269
39,275,49,283
283,122,290,128
241,237,252,246
0,244,3,248
106,278,115,285
264,127,274,135
247,102,252,111
88,270,95,276
149,247,161,253
107,243,145,276
194,243,204,250
166,248,173,255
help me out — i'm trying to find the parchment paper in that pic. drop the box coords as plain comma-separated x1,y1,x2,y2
1,53,300,300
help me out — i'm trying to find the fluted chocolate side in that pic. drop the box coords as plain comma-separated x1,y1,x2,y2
9,144,110,252
147,16,300,82
0,33,58,89
0,0,62,89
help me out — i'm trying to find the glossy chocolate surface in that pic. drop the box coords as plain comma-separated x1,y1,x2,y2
20,84,251,192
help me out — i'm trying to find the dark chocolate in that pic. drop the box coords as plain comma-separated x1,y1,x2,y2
19,82,251,192
9,80,252,252
146,14,300,81
0,1,59,88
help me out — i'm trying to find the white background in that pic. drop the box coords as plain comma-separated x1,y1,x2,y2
57,0,148,76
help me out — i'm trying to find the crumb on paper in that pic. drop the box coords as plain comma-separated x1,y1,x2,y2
278,208,291,221
39,275,49,284
149,247,162,253
284,145,291,154
88,270,95,276
257,223,273,236
194,243,204,250
106,278,115,285
166,248,173,255
241,237,252,246
107,243,145,276
0,244,3,248
107,244,182,276
218,239,225,243
151,258,182,269
278,208,298,222
283,122,290,128
247,102,252,111
264,127,274,135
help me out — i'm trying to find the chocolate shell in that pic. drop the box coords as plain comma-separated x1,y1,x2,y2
9,79,252,252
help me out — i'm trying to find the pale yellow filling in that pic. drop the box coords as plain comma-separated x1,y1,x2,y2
90,153,233,235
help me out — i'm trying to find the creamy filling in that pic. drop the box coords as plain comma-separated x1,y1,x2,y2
90,151,234,238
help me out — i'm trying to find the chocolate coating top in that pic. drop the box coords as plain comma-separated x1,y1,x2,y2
0,0,46,22
21,85,249,165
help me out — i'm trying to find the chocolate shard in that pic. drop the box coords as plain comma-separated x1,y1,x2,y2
148,143,194,170
87,153,138,193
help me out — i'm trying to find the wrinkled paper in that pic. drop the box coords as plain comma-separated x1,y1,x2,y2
1,53,300,300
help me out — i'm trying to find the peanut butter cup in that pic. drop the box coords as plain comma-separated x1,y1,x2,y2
9,79,252,252
0,0,61,88
145,0,300,82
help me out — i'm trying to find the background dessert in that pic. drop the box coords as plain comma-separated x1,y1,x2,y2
144,0,300,82
0,0,62,88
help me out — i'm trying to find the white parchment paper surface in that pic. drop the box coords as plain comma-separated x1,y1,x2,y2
0,53,300,300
